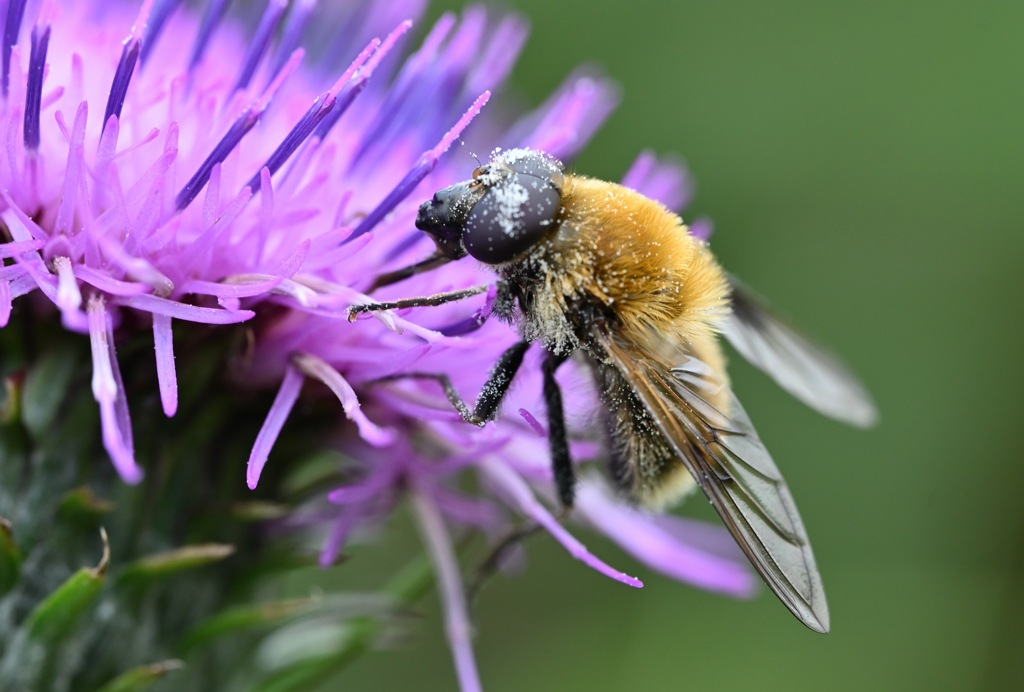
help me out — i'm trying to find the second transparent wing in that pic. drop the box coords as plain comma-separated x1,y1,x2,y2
597,330,830,632
723,275,877,428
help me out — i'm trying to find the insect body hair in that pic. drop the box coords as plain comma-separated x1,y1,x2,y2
495,173,733,508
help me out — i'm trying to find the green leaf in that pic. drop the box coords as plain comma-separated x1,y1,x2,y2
252,554,436,692
253,651,351,692
94,660,184,692
57,486,114,522
281,450,349,498
179,597,318,655
119,544,235,583
0,517,21,595
0,375,20,424
21,342,79,438
26,527,110,643
229,501,290,522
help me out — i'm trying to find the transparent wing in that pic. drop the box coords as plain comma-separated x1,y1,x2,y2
597,331,830,633
723,275,877,428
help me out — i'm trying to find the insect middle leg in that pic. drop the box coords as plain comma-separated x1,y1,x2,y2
542,351,574,510
375,345,575,508
369,340,530,425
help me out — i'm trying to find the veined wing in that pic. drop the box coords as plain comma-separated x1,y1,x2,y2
596,330,830,633
723,275,877,428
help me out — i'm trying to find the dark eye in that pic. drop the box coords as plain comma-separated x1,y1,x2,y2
463,172,562,264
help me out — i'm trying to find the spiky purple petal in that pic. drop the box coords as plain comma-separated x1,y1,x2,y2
1,0,27,97
103,22,143,133
348,13,454,165
576,481,757,597
518,73,620,161
0,281,10,326
621,151,693,213
233,0,287,93
139,0,183,64
268,0,316,79
292,352,395,447
348,91,489,242
0,239,42,258
690,216,714,241
181,276,282,299
187,0,231,73
73,267,150,296
22,22,49,151
152,313,178,417
175,108,258,210
411,490,482,692
88,296,142,484
114,294,254,324
463,15,527,99
247,365,304,489
482,457,644,588
313,21,411,141
54,101,88,236
517,407,546,437
243,38,379,193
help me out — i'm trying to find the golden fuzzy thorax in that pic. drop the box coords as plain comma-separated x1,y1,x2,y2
564,175,729,347
505,174,730,359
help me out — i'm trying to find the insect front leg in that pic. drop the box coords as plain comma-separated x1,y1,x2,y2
347,284,489,321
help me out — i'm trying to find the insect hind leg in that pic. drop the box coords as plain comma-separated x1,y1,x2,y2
466,522,545,607
466,374,575,604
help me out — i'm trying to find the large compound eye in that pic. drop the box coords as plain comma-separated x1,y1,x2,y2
463,152,563,264
463,173,561,263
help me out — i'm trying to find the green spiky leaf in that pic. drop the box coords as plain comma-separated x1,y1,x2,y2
57,486,114,522
179,597,319,654
119,544,236,584
0,517,21,596
0,376,20,424
21,342,79,438
26,528,110,644
252,554,436,691
230,501,290,522
95,660,184,692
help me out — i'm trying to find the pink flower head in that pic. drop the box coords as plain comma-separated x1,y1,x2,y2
0,1,754,689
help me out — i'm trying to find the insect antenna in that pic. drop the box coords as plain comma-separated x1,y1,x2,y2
367,251,454,291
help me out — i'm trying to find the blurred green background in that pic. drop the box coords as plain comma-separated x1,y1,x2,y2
327,1,1024,690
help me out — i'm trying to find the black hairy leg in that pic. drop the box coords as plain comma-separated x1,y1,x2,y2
347,284,489,321
542,352,574,509
368,340,530,425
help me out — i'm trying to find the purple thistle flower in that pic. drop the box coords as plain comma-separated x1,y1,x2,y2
0,1,755,688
